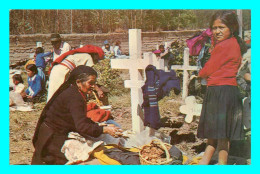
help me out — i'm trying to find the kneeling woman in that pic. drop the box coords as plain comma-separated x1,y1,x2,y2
31,65,122,165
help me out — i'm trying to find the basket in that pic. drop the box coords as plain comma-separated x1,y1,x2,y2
139,139,173,165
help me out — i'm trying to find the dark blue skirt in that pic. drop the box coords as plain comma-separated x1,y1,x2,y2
197,85,244,140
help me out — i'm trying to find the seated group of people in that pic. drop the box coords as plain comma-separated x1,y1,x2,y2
102,40,129,59
10,34,106,104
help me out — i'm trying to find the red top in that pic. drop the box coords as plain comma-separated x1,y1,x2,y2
199,37,242,86
48,45,104,74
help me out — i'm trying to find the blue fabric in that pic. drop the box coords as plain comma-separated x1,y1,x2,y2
104,119,122,128
197,38,211,69
142,65,181,129
26,74,42,97
37,67,46,89
36,52,52,69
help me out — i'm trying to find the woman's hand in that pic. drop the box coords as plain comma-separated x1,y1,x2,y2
97,90,104,98
94,85,104,98
103,125,123,138
27,95,33,99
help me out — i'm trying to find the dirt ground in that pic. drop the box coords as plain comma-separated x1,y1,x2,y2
9,92,197,164
9,72,251,165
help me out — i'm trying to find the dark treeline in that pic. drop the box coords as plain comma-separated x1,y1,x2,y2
10,10,251,35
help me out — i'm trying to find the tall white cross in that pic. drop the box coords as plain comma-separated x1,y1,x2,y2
171,48,198,100
111,29,163,133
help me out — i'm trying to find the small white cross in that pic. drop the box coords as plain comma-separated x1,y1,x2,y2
179,96,202,123
171,48,198,100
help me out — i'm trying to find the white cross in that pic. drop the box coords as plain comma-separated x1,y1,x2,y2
179,96,202,123
111,29,164,134
171,48,198,100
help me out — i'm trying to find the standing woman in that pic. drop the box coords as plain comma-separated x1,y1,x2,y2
31,65,122,165
197,11,248,165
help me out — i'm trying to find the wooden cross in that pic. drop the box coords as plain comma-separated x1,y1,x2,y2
111,29,164,134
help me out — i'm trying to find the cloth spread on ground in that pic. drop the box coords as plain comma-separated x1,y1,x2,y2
49,45,104,74
168,145,183,164
93,144,184,165
142,65,180,129
61,132,104,165
86,102,111,122
92,145,140,165
9,102,34,112
103,148,141,165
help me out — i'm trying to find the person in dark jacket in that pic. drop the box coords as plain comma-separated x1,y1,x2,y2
31,65,122,165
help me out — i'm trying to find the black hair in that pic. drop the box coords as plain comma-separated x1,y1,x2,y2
74,73,96,86
171,40,180,48
26,64,38,74
68,65,97,84
32,65,97,148
32,65,98,147
50,33,61,40
12,74,23,84
210,10,248,54
36,47,44,54
115,40,121,46
159,45,164,49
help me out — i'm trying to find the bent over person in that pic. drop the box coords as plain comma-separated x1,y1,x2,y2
47,45,104,101
31,66,122,165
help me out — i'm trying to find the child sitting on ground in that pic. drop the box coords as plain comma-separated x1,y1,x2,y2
12,74,25,94
35,47,52,88
10,74,25,106
22,64,42,103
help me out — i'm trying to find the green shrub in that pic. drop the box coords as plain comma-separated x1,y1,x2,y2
93,59,129,96
167,39,198,80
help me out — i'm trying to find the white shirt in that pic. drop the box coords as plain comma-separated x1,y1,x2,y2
114,46,122,57
13,83,25,94
53,41,71,61
102,46,114,55
64,53,94,67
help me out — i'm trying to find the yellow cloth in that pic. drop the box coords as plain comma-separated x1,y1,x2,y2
24,59,35,69
182,155,189,164
92,144,190,165
189,156,202,165
92,145,140,165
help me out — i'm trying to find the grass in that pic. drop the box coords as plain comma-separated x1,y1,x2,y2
109,92,131,108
